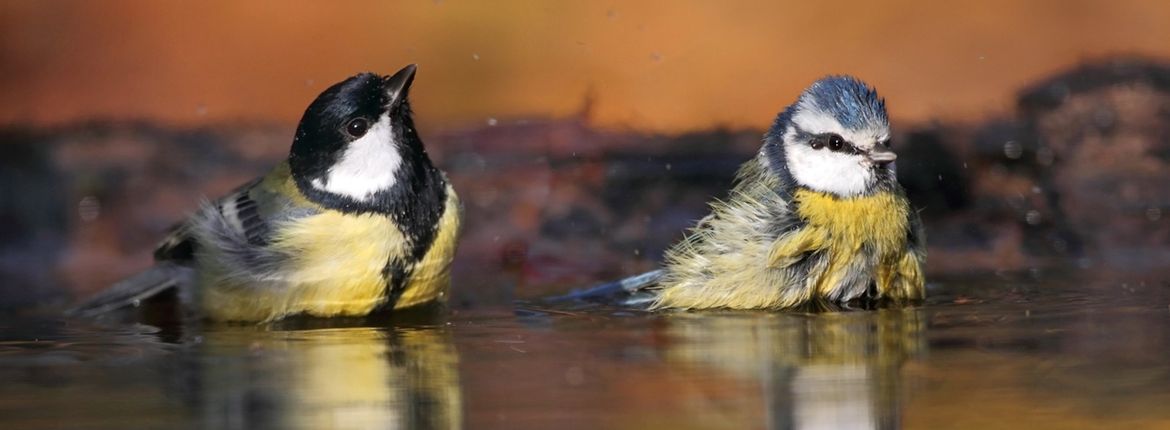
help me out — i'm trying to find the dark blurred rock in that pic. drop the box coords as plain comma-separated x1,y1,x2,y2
1018,57,1170,114
912,57,1170,271
0,129,67,310
1015,57,1170,266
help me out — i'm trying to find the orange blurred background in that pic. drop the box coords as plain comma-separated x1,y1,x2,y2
3,0,1170,132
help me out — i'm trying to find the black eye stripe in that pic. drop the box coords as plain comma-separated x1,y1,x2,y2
809,133,863,154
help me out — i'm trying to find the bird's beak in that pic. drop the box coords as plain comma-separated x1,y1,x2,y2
385,64,418,106
869,145,897,166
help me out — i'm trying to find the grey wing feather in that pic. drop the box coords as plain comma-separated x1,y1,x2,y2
546,270,664,305
154,222,196,261
153,178,263,262
69,178,278,316
191,178,318,283
66,262,195,316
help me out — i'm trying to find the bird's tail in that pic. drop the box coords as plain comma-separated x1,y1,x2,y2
547,269,663,304
66,262,195,317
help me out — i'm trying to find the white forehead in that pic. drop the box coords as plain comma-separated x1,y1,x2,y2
790,101,889,150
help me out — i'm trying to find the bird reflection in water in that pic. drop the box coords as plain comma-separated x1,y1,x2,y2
663,307,925,430
188,317,461,429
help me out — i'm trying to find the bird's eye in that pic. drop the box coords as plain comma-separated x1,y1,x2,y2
828,134,845,151
810,138,825,150
345,118,370,138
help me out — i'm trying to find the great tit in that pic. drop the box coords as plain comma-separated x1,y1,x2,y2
70,64,462,322
577,76,925,310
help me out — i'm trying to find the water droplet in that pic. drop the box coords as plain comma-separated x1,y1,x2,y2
1003,141,1023,160
471,53,480,61
1025,210,1042,225
78,196,101,222
1147,207,1163,221
1052,237,1068,252
665,163,672,171
1031,186,1042,194
486,118,498,126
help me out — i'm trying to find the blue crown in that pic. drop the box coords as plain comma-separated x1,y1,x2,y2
799,76,888,130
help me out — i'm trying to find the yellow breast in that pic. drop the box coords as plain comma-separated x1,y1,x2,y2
791,189,910,296
793,189,909,252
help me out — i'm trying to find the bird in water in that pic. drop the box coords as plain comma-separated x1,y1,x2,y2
70,64,462,322
571,76,925,310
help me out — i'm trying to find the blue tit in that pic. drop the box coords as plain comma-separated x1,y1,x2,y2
580,76,924,310
70,65,463,322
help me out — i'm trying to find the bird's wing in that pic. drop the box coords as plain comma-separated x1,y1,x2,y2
153,178,263,262
767,224,828,269
189,164,321,282
72,167,316,316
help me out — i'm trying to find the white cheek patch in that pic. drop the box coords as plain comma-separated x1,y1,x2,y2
785,141,874,196
311,114,402,202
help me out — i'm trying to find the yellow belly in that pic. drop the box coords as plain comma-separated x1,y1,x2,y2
201,212,403,321
199,186,462,322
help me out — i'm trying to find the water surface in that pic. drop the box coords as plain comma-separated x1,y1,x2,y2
2,270,1169,429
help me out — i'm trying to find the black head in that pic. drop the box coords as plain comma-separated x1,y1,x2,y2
288,64,443,214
